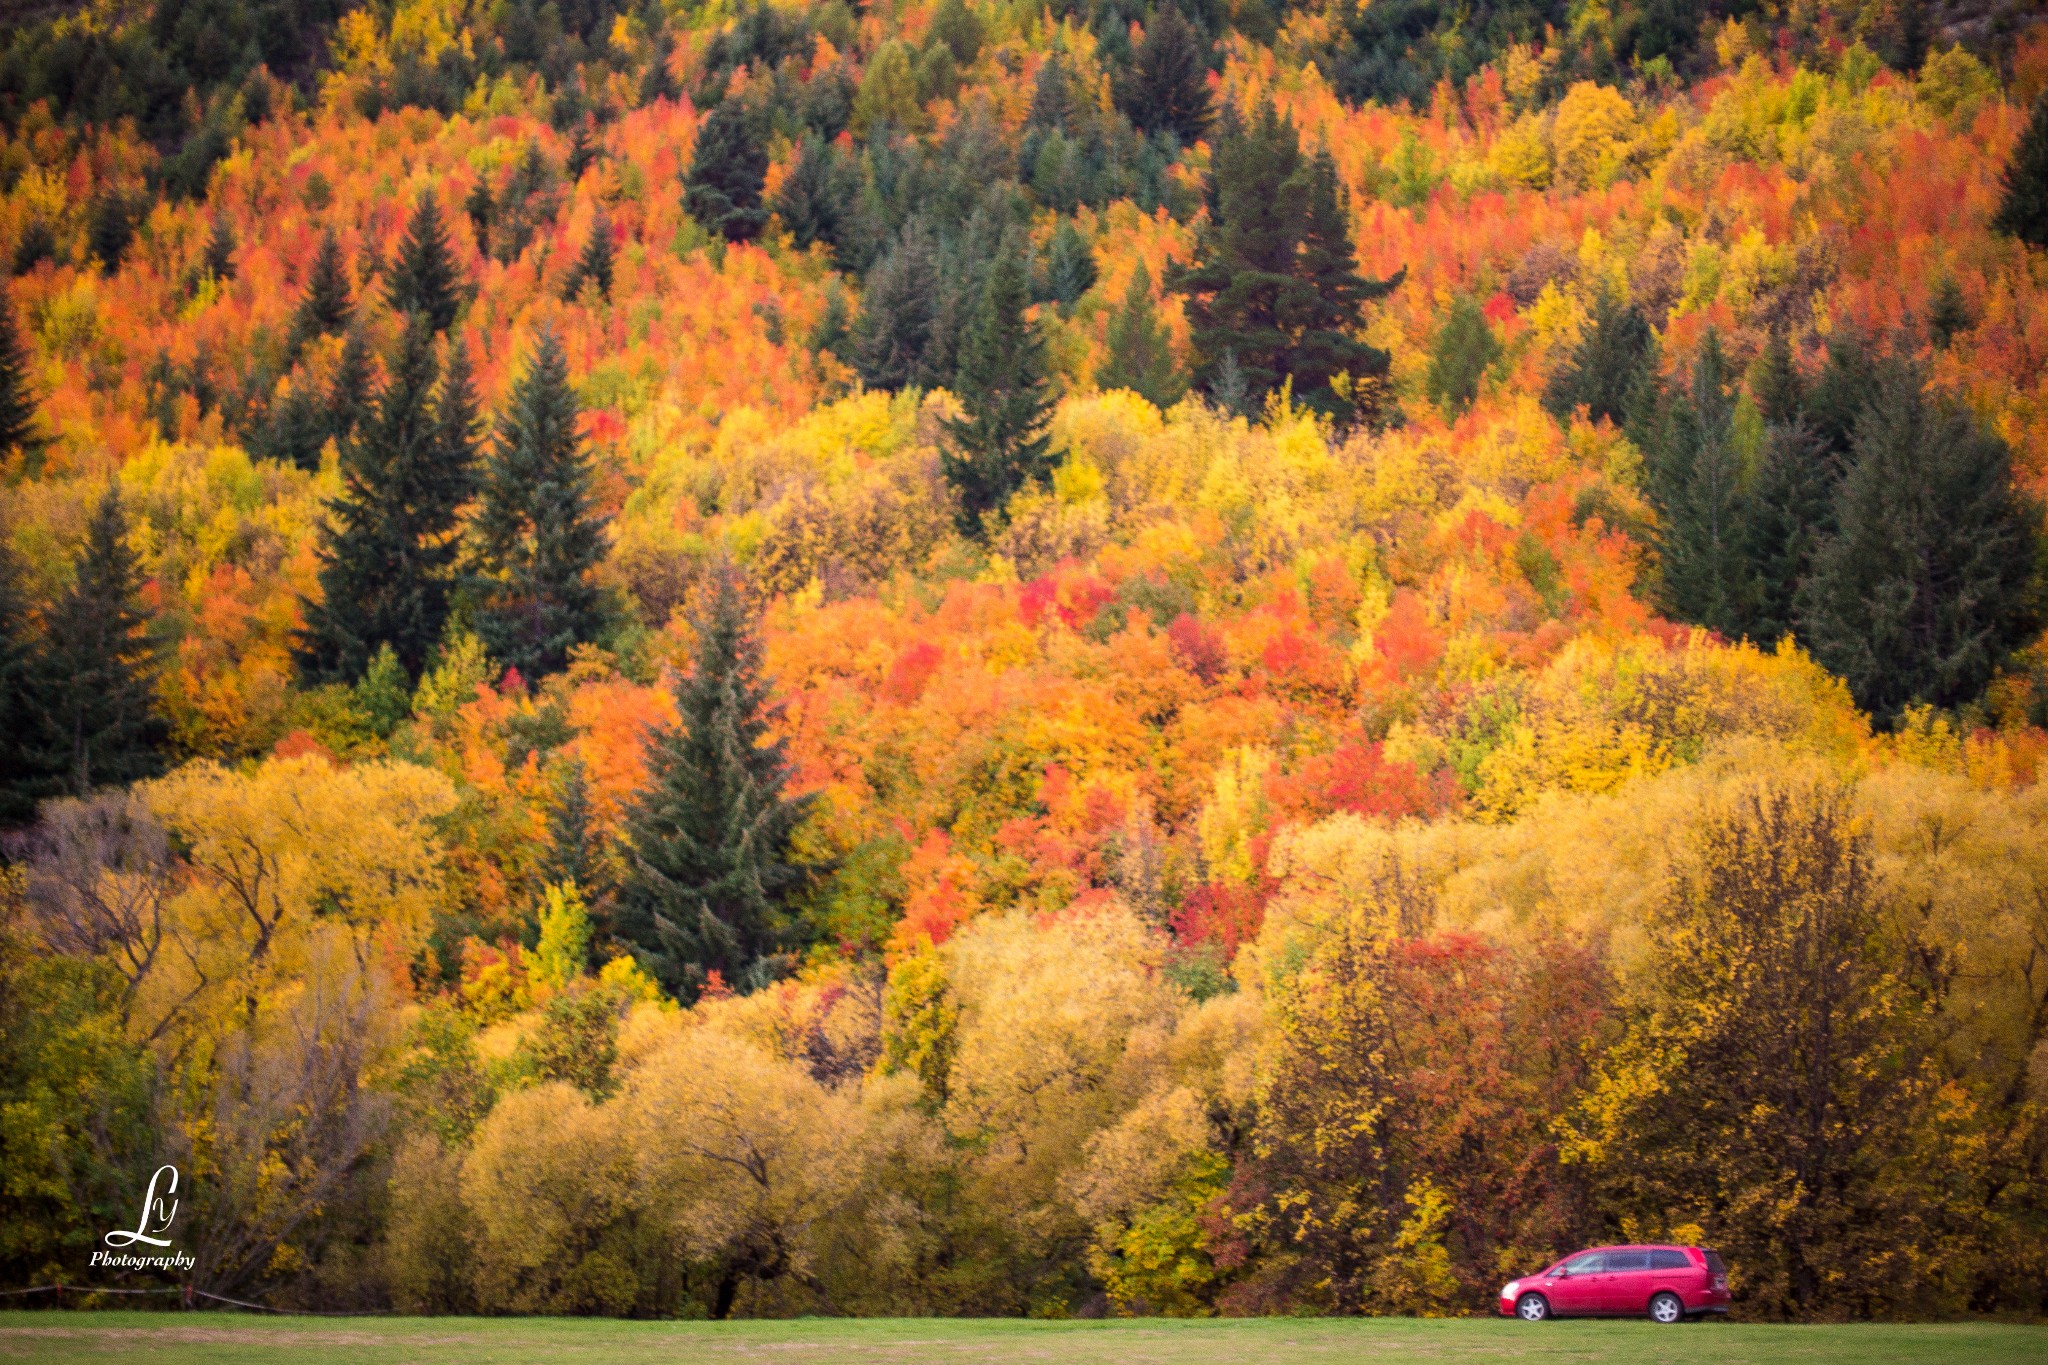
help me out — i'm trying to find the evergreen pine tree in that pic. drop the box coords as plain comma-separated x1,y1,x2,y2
1282,145,1399,421
1543,292,1655,427
772,134,844,252
292,230,354,348
1117,3,1214,145
1803,331,1880,464
567,118,600,182
1424,294,1500,416
563,211,615,301
544,756,607,905
87,192,133,274
1800,363,2045,723
941,245,1056,535
851,221,940,390
1646,332,1751,637
465,179,495,260
325,325,374,455
1927,275,1972,349
1177,102,1306,406
469,330,609,681
1098,262,1185,410
0,288,45,464
684,103,770,243
436,333,484,493
203,218,236,281
297,314,471,683
1750,330,1804,428
0,529,60,825
1039,219,1097,308
1993,93,2048,250
260,379,330,471
385,194,461,333
32,488,166,796
1739,418,1834,648
615,568,820,1001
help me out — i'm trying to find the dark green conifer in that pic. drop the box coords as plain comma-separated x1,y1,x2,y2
1739,418,1834,648
1544,292,1655,427
385,194,461,333
293,230,354,347
469,330,609,681
567,119,600,181
87,192,133,274
34,488,166,796
929,0,984,65
1282,145,1398,421
563,211,615,301
1993,93,2048,250
1646,332,1751,638
260,379,330,471
1039,219,1097,308
297,314,470,683
0,289,45,465
615,568,821,1001
1800,363,2045,723
1098,262,1185,410
0,529,59,826
772,134,846,253
1424,294,1499,417
851,221,940,390
684,103,769,243
325,325,374,455
436,333,484,491
1750,330,1804,428
1117,4,1214,145
203,218,236,281
1803,331,1880,463
465,179,495,259
544,756,608,904
1928,275,1971,348
941,246,1056,535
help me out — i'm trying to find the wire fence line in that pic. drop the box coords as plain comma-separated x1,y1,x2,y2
0,1283,391,1315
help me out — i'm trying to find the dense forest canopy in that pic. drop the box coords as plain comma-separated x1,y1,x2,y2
3,0,2048,1325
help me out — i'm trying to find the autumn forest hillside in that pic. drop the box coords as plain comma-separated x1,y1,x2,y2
3,0,2048,1326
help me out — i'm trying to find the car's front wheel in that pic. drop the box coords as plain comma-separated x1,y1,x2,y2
1516,1293,1551,1322
1648,1291,1685,1323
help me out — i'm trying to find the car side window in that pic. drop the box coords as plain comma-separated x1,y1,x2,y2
1561,1252,1604,1275
1649,1250,1690,1270
1606,1251,1651,1272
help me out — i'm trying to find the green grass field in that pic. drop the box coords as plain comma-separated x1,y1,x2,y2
2,1312,2044,1365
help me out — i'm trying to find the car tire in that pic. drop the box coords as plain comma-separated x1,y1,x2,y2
1516,1293,1551,1322
1648,1291,1685,1323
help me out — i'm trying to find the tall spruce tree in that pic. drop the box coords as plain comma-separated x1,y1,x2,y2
464,179,495,260
1424,294,1499,416
203,218,237,282
297,314,473,683
0,529,59,825
469,330,609,682
385,195,461,333
1099,262,1185,410
1750,330,1805,428
684,103,769,243
0,288,44,465
851,221,940,390
941,245,1056,535
1116,4,1214,146
1739,418,1834,647
325,325,374,456
1993,93,2048,250
616,569,820,1001
1039,219,1097,308
1646,332,1751,637
1800,363,2044,723
1177,104,1396,418
563,210,615,301
772,133,848,252
33,488,166,796
1543,292,1655,427
292,230,354,348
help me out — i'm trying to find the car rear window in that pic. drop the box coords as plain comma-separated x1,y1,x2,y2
1649,1250,1689,1270
1703,1250,1728,1275
1606,1251,1650,1271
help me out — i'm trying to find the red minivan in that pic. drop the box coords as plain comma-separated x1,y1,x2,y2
1497,1245,1730,1322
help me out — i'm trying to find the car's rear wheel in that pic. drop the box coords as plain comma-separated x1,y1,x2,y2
1516,1293,1551,1322
1648,1291,1685,1323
